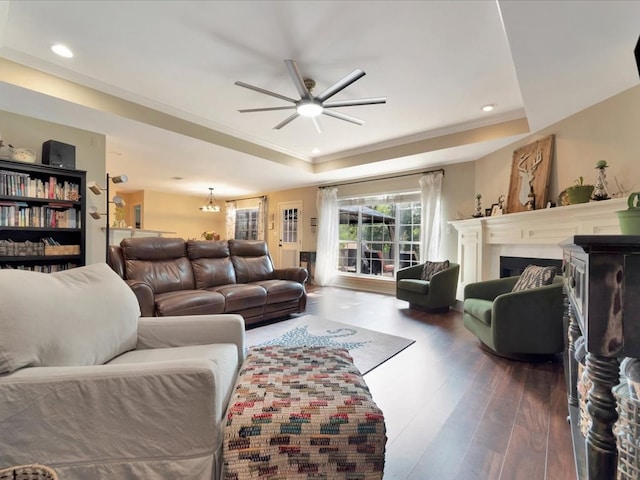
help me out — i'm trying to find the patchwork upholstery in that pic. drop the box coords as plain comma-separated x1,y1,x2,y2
223,346,386,479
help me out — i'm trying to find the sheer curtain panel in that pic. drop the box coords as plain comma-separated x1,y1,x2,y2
419,171,443,262
225,201,236,240
257,196,266,240
315,187,339,286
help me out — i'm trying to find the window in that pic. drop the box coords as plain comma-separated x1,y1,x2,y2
234,208,259,240
337,196,421,277
281,206,298,243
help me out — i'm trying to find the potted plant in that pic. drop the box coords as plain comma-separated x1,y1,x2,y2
202,231,220,241
616,192,640,234
565,176,594,205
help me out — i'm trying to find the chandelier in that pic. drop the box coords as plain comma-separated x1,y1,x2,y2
200,187,221,213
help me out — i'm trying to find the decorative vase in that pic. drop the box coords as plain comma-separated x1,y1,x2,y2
616,192,640,235
592,160,610,201
526,185,535,211
472,194,483,218
566,185,594,205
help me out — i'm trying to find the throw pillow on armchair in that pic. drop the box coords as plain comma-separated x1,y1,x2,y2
420,260,450,281
511,264,556,292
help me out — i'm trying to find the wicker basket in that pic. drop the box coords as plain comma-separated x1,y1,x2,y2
0,464,58,480
44,244,80,256
577,362,593,437
615,382,640,480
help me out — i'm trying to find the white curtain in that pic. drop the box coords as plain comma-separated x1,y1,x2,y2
257,196,267,240
419,171,443,262
225,201,236,240
315,187,339,286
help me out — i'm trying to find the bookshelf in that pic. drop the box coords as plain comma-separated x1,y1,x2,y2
0,158,86,272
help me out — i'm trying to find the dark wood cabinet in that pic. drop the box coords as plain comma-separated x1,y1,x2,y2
562,235,640,480
0,158,86,271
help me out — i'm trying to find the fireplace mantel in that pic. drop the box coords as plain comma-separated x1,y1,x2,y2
448,197,626,298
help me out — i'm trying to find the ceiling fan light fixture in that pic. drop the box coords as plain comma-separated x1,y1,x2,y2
296,101,323,118
236,59,384,130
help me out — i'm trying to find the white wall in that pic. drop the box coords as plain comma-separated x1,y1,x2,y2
0,109,106,264
4,83,640,274
473,84,640,210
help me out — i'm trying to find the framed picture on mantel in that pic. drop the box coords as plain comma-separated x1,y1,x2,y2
506,135,554,214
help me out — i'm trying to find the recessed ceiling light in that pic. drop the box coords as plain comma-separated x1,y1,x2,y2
311,148,320,154
171,176,184,181
51,44,73,58
481,104,495,112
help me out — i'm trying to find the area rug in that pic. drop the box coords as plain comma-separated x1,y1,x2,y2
245,315,415,374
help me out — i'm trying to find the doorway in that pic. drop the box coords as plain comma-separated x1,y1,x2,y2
277,201,302,268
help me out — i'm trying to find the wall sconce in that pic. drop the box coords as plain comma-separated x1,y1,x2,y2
88,173,128,259
199,187,221,213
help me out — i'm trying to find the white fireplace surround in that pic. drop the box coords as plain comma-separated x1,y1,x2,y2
448,197,627,299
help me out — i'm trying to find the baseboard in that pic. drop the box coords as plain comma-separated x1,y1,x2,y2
452,299,463,312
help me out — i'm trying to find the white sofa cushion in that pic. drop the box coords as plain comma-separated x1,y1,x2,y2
0,263,140,373
109,343,240,423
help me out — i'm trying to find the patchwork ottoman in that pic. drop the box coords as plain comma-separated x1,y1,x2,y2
223,346,386,479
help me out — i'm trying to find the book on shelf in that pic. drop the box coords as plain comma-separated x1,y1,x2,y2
0,169,79,201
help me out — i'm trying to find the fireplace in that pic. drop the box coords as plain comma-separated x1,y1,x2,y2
448,197,625,299
500,256,563,278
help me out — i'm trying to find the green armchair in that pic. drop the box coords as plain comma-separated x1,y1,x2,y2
396,262,460,312
463,275,564,359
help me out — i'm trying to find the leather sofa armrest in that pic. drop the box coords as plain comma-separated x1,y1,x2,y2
464,276,519,301
126,279,156,317
107,246,125,278
273,267,309,284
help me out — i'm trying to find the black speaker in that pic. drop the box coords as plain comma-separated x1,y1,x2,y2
635,34,640,78
42,140,76,169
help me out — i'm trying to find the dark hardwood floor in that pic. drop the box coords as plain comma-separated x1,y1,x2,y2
302,285,576,480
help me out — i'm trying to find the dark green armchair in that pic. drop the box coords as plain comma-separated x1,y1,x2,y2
396,262,460,312
463,275,564,359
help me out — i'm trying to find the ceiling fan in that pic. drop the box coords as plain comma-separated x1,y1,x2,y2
235,59,386,133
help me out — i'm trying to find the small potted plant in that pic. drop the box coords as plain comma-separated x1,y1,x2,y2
566,176,594,205
616,192,640,234
202,231,220,241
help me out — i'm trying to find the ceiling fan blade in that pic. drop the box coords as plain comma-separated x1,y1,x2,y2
315,69,366,103
322,109,365,126
234,81,297,103
284,60,311,100
323,97,387,108
311,116,322,134
274,112,300,130
238,106,296,113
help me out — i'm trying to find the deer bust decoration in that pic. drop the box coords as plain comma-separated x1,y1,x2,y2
517,148,543,206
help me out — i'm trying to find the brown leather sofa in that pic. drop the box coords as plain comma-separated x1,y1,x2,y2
108,237,308,325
